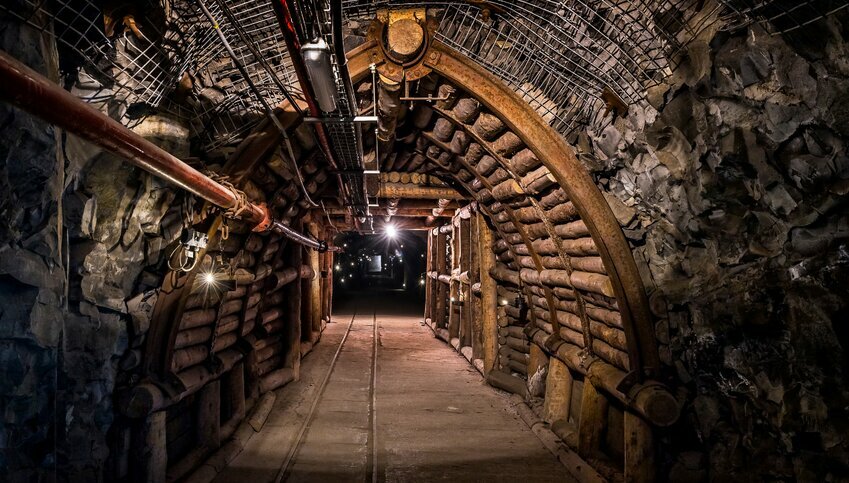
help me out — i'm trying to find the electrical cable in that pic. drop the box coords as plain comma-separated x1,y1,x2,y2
195,0,319,208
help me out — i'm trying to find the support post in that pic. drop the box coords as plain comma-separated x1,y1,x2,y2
435,230,448,330
459,216,472,348
578,380,609,458
308,223,321,337
197,379,221,450
300,244,312,344
425,229,434,323
470,212,483,359
131,411,167,483
225,362,246,424
285,228,303,379
448,221,461,341
543,357,573,424
478,214,497,375
625,411,656,482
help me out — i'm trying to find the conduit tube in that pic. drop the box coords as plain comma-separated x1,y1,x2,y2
0,50,338,252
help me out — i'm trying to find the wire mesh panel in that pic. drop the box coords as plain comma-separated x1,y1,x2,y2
343,0,847,138
1,0,191,126
719,0,849,33
343,0,728,137
173,0,303,150
0,0,303,151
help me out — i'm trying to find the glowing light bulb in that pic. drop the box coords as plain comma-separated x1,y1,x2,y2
203,272,216,285
335,264,341,271
419,279,425,286
385,224,397,238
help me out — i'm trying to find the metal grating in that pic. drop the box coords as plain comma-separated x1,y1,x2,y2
173,0,303,150
343,0,847,138
2,0,190,126
0,0,303,151
719,0,849,33
2,0,847,153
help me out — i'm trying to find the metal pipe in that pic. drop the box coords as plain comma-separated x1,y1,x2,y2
0,49,335,251
271,220,341,252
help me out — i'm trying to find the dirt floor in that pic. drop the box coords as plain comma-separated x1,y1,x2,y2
214,290,574,482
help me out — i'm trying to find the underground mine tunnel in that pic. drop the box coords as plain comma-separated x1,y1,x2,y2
2,0,849,482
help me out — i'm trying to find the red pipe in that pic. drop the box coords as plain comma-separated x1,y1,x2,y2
0,49,270,230
0,49,343,252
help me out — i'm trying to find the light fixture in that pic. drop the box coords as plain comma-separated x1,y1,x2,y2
301,38,338,113
335,264,341,271
419,279,425,286
385,224,398,239
197,253,236,293
169,228,208,272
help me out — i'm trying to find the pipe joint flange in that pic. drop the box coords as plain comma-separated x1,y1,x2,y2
251,203,273,232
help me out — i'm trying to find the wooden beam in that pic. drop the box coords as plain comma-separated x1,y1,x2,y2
378,182,465,199
625,411,656,482
478,213,498,375
543,357,573,424
284,228,303,380
578,380,609,458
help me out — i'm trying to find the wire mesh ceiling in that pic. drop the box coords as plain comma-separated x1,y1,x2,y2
2,0,847,151
0,0,301,151
343,0,849,137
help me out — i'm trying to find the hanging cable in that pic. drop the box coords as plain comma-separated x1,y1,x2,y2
194,0,318,207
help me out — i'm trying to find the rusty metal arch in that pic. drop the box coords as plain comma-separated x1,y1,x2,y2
348,40,660,380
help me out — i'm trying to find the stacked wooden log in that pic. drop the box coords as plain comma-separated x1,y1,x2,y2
115,112,339,483
400,79,638,378
394,75,680,483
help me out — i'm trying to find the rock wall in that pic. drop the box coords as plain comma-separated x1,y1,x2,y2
0,14,66,481
581,16,849,481
0,15,189,481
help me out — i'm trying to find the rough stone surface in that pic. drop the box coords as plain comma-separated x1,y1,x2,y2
581,18,849,481
0,15,187,480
